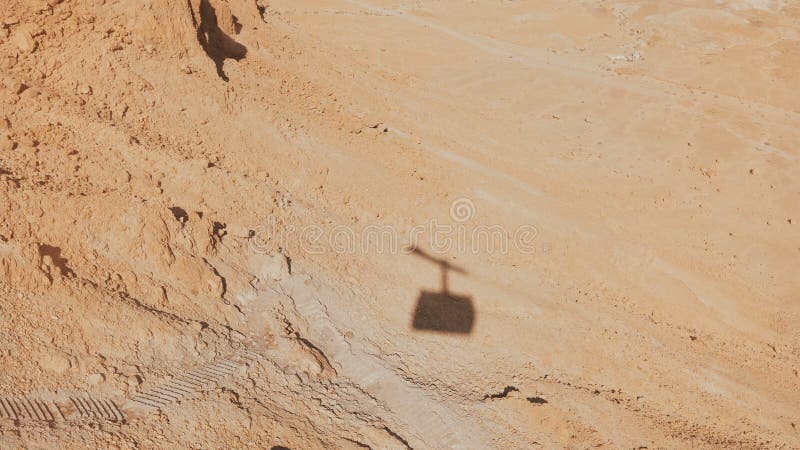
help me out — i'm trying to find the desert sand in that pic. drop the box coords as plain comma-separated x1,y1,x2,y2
1,0,799,448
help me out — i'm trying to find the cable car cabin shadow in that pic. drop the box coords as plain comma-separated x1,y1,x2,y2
412,290,474,334
409,247,475,334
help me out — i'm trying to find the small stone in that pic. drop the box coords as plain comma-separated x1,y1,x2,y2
11,29,37,54
116,171,131,184
227,223,252,238
298,358,322,376
247,252,290,282
33,1,51,13
3,17,20,26
4,77,26,95
40,353,71,373
77,84,92,95
346,117,363,134
0,56,15,71
113,102,128,119
126,375,142,386
87,373,105,385
117,364,140,377
0,133,16,151
180,64,192,74
19,134,37,147
19,87,39,99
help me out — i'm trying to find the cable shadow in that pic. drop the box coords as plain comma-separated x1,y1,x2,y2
410,248,475,334
196,0,247,82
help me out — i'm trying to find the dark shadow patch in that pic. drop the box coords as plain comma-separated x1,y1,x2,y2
483,386,519,400
383,426,412,450
410,247,474,334
212,221,227,239
39,244,76,278
196,0,247,82
169,206,189,224
256,1,267,21
203,257,227,301
413,291,475,334
526,396,548,404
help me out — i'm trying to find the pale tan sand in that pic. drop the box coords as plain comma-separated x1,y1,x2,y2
0,0,798,447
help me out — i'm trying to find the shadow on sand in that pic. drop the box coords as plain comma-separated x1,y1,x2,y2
195,0,247,81
410,248,474,334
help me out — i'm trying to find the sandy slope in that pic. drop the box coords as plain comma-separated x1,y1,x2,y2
0,0,798,448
